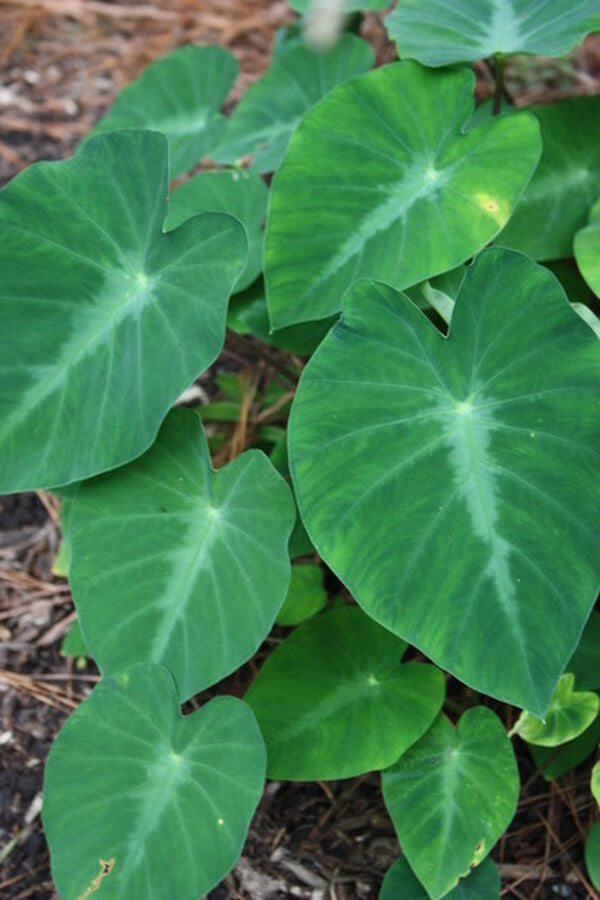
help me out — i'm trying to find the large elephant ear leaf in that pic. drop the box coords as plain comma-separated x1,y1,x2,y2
86,44,237,179
385,0,600,66
575,196,600,297
265,61,541,328
289,247,600,715
381,708,518,900
42,664,266,899
0,130,246,493
69,408,295,702
214,34,374,175
379,856,500,899
496,96,600,261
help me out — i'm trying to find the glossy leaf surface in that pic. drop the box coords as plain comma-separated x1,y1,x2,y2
165,168,268,292
246,605,445,780
385,1,600,65
275,563,328,625
43,665,265,899
87,45,237,178
0,131,246,492
289,249,600,714
575,197,600,297
511,674,599,747
379,856,500,900
497,97,600,260
382,708,518,899
265,62,540,327
69,409,295,701
214,34,373,174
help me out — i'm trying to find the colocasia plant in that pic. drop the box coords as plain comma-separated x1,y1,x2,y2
2,0,600,897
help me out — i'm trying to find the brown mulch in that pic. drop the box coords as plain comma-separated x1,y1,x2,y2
1,2,600,897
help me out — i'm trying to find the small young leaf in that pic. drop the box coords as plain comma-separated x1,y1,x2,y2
42,664,265,899
497,97,600,260
86,45,237,179
385,0,600,66
529,713,600,780
0,130,246,492
289,0,390,10
379,856,500,900
246,605,445,780
510,673,599,747
289,248,600,715
275,563,328,625
69,408,295,701
575,197,600,298
586,820,600,891
265,62,541,327
165,169,268,292
382,708,518,900
214,34,374,174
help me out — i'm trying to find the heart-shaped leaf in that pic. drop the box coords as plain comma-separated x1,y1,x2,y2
382,707,518,900
379,856,500,900
385,1,600,66
275,562,328,626
246,605,445,780
42,664,266,899
69,408,295,701
575,197,600,297
0,130,246,493
510,673,599,747
289,248,600,714
86,45,237,179
497,97,600,260
214,33,373,174
265,62,540,328
165,169,268,292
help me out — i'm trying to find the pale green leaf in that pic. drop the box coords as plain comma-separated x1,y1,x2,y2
510,673,599,747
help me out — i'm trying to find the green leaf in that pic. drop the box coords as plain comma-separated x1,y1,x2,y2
510,673,599,747
246,605,445,780
575,197,600,297
385,1,600,66
592,760,600,808
86,45,237,179
214,34,373,174
265,62,541,328
497,97,600,260
379,856,500,900
289,0,390,11
60,618,89,659
165,169,268,292
382,707,518,900
289,248,600,715
586,820,600,891
275,562,328,625
228,282,335,355
69,408,295,701
529,713,600,780
42,664,265,899
569,612,600,690
0,130,246,493
52,497,74,578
